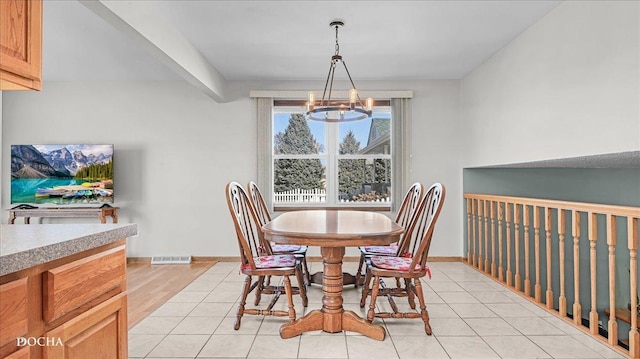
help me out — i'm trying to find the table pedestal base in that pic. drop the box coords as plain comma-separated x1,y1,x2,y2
309,271,358,286
279,309,385,340
279,247,386,341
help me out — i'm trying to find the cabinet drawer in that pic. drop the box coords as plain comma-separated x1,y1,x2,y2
43,246,125,323
0,278,28,347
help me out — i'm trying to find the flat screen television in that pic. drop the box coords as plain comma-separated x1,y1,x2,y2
11,144,114,206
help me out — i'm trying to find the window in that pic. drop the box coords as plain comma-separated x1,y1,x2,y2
272,106,392,207
253,92,412,212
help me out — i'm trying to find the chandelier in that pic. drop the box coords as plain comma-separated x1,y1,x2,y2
306,21,373,122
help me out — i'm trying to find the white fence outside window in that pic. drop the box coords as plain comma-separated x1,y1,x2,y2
273,188,392,203
273,188,326,203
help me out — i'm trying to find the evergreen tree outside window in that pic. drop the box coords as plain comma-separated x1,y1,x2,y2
273,107,392,207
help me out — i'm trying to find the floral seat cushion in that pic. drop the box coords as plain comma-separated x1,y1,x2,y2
370,256,432,278
362,245,398,256
271,244,302,253
244,254,297,269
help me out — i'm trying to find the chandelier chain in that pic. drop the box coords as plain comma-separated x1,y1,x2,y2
334,24,340,55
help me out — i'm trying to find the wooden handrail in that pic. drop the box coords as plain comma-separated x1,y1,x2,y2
464,193,640,217
464,193,640,358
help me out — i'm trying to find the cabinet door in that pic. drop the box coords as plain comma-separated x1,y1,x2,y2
0,0,42,90
4,346,30,359
0,278,28,347
43,294,127,359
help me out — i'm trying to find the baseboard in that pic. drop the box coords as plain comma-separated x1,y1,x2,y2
428,256,464,262
127,257,219,264
128,256,463,263
127,257,151,263
192,256,237,262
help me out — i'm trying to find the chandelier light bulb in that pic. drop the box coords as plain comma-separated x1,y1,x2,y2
366,97,374,112
349,89,357,109
308,92,315,111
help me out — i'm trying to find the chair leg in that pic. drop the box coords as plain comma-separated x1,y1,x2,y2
367,276,381,323
294,264,308,307
254,276,265,306
405,278,416,309
235,275,252,330
414,278,432,335
301,255,311,286
283,275,296,323
360,267,373,308
355,253,365,288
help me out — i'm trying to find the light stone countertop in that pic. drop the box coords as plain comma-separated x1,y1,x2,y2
0,223,137,276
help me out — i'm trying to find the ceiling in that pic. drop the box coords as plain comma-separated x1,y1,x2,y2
42,0,561,83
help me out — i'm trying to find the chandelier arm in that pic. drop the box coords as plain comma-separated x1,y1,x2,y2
341,61,367,109
327,64,336,105
321,62,334,106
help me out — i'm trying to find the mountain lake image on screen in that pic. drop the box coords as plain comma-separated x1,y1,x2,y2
11,144,114,205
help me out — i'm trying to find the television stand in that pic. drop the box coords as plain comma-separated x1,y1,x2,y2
8,205,118,224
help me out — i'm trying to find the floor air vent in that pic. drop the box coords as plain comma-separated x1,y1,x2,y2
150,256,192,264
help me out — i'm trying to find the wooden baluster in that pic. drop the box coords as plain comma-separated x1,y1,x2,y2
466,198,472,264
534,206,542,303
572,210,582,326
545,207,554,309
506,203,513,287
484,200,490,273
498,202,504,282
514,204,522,292
559,209,567,318
588,212,598,335
524,205,531,297
472,199,477,267
628,216,639,358
491,201,497,277
478,200,484,271
607,214,618,346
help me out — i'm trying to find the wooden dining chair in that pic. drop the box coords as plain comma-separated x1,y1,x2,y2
247,181,310,285
355,182,424,287
359,183,445,335
225,182,308,330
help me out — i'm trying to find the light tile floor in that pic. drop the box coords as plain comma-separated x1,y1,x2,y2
129,261,625,359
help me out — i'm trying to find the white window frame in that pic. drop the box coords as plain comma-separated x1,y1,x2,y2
272,106,392,208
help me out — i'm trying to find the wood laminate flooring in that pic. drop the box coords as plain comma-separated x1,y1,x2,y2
126,261,215,328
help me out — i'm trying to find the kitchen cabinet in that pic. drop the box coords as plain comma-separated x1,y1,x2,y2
0,0,42,90
0,224,137,359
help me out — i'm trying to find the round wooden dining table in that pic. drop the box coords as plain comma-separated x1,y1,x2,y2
262,209,403,340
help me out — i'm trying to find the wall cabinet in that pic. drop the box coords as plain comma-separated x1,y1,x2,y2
0,0,42,90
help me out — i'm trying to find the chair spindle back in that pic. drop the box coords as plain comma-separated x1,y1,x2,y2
394,182,424,230
402,183,446,273
226,182,271,270
247,181,272,227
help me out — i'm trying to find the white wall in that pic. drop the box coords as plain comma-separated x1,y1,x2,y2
460,1,640,167
2,80,463,257
2,82,255,257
